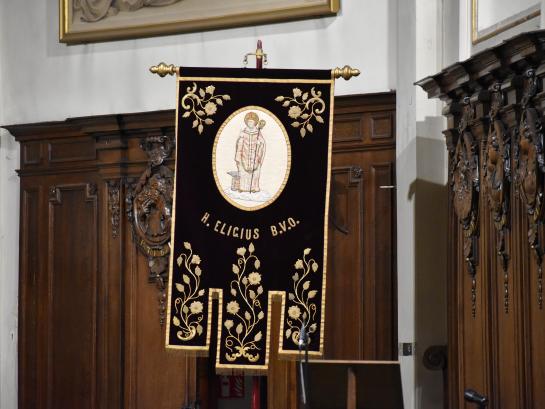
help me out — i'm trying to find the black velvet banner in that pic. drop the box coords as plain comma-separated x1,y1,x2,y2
165,67,334,373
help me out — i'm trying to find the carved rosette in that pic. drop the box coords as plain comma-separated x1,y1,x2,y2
483,83,511,313
452,97,480,317
126,135,175,323
516,69,545,309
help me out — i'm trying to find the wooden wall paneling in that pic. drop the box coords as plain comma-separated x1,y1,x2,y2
19,185,41,409
446,185,459,409
324,94,397,362
267,302,298,409
527,231,545,408
121,131,193,409
123,234,191,409
511,175,529,409
325,165,365,359
527,67,545,408
6,93,396,409
100,178,123,409
47,181,99,409
370,162,396,359
273,93,396,407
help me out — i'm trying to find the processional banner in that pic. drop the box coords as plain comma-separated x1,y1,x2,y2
166,67,334,373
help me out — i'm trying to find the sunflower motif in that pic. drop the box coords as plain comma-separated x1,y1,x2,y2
248,272,262,285
288,106,302,119
288,305,301,320
189,301,203,314
226,301,240,315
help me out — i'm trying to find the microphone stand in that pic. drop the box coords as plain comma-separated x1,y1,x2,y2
464,389,488,409
298,323,310,408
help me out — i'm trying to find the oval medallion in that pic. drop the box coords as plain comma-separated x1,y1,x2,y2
212,106,291,211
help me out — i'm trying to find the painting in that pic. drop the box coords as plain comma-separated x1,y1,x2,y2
472,0,540,44
213,106,291,212
59,0,340,44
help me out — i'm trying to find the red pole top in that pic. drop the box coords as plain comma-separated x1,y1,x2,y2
256,40,263,69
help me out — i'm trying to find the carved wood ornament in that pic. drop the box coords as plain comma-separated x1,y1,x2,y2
483,83,511,313
126,135,175,323
416,31,545,409
452,97,480,317
516,69,545,309
108,180,121,238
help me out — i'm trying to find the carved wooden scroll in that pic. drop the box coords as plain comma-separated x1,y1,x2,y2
516,69,545,309
483,83,511,313
452,97,480,317
126,135,175,323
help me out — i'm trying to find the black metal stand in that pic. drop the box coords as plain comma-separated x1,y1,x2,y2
464,389,488,409
298,324,310,408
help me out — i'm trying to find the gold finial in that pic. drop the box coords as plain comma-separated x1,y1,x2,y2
332,65,361,81
149,62,178,77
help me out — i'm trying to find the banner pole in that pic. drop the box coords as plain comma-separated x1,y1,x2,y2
251,39,264,409
149,63,360,81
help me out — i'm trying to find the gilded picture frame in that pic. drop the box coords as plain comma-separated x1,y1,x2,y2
471,0,540,45
59,0,340,44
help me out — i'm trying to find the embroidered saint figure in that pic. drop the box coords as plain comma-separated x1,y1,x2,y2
234,112,266,193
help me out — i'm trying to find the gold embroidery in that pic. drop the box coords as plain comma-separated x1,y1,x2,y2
223,243,265,363
181,83,231,134
171,242,206,341
275,87,325,138
285,248,319,345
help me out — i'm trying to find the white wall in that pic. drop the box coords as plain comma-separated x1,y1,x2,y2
477,0,537,29
2,0,397,125
0,1,20,404
396,0,417,406
459,0,542,58
0,1,399,409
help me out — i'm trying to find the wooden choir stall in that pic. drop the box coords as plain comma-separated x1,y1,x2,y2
417,30,545,409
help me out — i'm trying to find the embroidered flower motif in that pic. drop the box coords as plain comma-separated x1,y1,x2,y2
172,243,205,342
288,106,302,119
276,87,326,138
285,248,320,346
204,101,217,116
189,301,203,314
224,243,264,363
248,272,262,285
288,305,301,320
226,301,240,315
180,83,231,134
